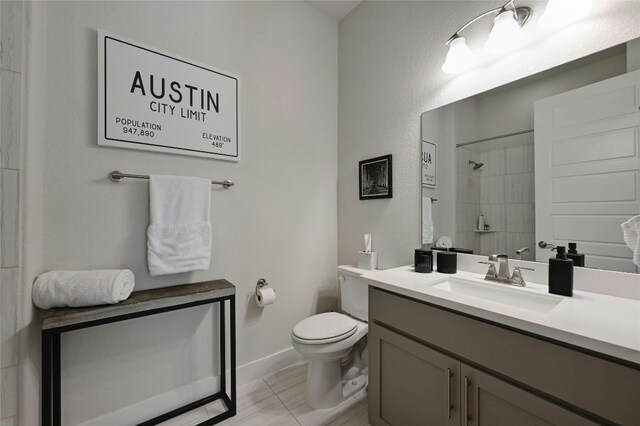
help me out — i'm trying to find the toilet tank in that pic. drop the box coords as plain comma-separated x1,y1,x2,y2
338,265,371,321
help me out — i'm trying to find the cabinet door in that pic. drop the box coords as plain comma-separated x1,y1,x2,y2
461,364,597,426
369,323,460,426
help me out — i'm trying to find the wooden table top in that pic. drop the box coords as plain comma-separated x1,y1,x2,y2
40,279,235,331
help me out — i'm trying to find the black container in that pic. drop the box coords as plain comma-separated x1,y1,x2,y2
549,246,573,297
431,246,449,252
449,247,473,255
567,242,585,267
414,249,433,273
437,251,457,274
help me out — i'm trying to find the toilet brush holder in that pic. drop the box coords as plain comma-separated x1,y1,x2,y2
357,251,377,270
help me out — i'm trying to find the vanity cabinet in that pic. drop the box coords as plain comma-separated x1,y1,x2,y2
369,287,640,425
372,324,460,425
370,324,593,426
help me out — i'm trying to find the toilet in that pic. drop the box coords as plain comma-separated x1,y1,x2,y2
291,265,370,409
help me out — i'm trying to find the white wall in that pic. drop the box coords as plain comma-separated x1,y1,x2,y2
21,1,338,424
338,0,640,269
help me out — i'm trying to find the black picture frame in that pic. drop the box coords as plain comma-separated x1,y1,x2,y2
359,154,393,200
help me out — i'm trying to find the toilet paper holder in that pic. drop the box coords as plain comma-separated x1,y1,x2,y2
256,278,273,297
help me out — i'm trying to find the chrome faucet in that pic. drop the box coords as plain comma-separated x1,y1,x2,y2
515,247,530,260
479,253,534,287
489,254,511,279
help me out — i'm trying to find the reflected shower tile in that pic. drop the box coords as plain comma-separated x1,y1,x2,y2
506,203,535,233
455,232,468,250
505,173,534,203
506,204,524,233
468,175,480,203
524,203,535,233
480,176,505,205
456,174,467,203
456,205,467,232
0,416,16,426
468,204,481,232
469,232,480,254
481,148,505,177
456,148,473,175
481,204,505,232
457,174,479,203
480,232,506,256
506,233,536,259
506,143,534,174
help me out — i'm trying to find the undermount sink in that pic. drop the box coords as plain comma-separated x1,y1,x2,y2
428,277,563,314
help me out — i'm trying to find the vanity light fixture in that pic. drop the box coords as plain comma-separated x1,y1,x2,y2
442,0,532,74
441,36,474,74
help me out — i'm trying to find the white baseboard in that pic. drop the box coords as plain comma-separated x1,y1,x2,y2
77,347,302,425
237,346,303,386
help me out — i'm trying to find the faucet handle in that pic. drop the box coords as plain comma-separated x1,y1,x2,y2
479,262,498,278
510,268,526,287
516,266,535,271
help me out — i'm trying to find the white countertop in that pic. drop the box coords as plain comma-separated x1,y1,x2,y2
363,266,640,366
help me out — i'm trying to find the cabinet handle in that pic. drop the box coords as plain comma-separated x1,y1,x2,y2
447,368,453,420
464,376,470,426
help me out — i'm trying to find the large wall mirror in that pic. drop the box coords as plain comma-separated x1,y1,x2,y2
421,38,640,274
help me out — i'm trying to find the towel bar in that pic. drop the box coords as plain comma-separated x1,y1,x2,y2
108,170,235,189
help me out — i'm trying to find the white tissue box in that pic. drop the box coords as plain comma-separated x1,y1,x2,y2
357,251,378,270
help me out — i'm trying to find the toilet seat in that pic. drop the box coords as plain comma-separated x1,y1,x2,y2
292,312,358,344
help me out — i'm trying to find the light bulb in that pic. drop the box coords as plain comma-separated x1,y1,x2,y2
540,0,593,29
484,9,522,54
442,37,473,74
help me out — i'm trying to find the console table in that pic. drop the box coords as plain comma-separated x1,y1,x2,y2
40,279,236,426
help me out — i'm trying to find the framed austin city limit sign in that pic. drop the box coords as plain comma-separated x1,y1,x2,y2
98,30,240,161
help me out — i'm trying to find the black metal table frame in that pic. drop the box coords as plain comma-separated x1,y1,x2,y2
42,295,236,426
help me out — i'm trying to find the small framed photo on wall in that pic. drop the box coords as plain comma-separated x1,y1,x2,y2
359,154,392,200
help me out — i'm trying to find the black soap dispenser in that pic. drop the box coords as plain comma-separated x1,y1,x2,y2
567,242,585,267
549,246,573,297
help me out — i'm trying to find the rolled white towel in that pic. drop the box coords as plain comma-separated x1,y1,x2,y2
32,270,135,309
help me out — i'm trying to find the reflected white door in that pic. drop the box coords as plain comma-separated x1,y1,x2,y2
534,70,640,273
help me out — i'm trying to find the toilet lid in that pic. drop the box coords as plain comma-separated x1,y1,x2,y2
292,312,358,344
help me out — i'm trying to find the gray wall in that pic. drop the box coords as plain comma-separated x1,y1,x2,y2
20,1,338,424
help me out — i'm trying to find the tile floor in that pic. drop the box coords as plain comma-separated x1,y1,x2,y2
159,362,370,426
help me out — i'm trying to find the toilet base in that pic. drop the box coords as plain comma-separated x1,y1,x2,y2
305,357,367,409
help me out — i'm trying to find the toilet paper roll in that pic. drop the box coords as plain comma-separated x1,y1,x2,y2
255,287,276,307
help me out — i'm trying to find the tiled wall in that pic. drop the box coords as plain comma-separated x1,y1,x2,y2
455,147,480,253
1,1,23,424
455,135,535,259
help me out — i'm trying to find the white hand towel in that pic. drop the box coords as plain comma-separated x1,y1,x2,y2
147,174,212,276
422,194,434,245
32,270,135,309
621,215,640,267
